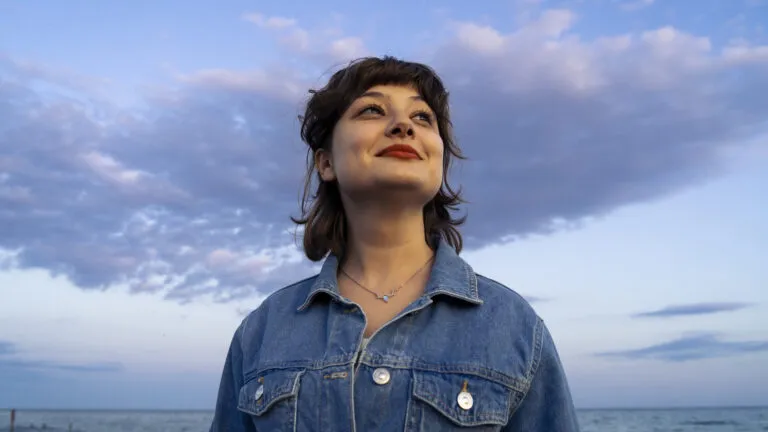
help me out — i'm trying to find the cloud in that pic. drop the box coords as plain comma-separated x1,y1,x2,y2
1,9,767,302
430,15,768,245
597,333,768,362
242,13,298,30
616,0,656,11
0,53,111,96
0,358,124,373
632,302,755,318
243,12,310,52
0,340,124,373
241,12,368,62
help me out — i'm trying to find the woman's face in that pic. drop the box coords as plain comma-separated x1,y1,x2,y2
316,84,444,204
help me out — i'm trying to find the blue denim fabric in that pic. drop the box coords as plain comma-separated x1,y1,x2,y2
210,239,580,431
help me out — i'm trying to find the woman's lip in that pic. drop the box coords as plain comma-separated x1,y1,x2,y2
376,144,421,159
378,150,421,160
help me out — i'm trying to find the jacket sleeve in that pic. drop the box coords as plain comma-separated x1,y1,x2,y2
504,319,580,431
209,323,256,432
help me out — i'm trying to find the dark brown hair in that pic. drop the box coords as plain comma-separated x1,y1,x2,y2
292,56,466,261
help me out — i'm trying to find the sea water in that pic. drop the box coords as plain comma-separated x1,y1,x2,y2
1,407,766,431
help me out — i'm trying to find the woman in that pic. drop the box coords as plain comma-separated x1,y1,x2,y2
210,56,580,431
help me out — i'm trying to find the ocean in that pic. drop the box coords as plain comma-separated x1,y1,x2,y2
1,407,766,431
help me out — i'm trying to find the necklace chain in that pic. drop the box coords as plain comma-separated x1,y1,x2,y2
339,255,435,303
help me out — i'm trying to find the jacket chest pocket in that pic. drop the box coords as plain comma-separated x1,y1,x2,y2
406,370,520,431
238,368,305,431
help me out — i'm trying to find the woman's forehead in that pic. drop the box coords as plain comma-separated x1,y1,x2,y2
360,84,422,99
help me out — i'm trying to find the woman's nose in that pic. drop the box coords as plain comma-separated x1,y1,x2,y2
386,120,415,138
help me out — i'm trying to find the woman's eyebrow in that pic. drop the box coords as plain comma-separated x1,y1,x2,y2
358,91,425,102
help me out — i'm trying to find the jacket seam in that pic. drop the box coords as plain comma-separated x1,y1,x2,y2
236,316,248,356
508,315,545,420
245,360,527,390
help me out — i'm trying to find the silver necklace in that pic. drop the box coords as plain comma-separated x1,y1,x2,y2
339,255,435,303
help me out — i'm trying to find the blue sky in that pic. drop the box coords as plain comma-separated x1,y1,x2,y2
0,0,766,410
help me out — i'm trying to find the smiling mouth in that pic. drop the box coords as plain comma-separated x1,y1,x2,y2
376,144,421,160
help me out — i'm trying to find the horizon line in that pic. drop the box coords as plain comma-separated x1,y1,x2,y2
2,404,767,412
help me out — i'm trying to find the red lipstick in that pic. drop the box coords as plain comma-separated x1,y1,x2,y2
376,144,420,160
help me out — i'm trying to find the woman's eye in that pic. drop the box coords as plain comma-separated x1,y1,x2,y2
358,105,384,116
413,111,434,124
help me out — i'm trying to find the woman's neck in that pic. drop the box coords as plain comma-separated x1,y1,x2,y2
340,201,435,286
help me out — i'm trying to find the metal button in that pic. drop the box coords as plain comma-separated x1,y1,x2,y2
255,384,264,401
372,368,391,385
457,391,473,410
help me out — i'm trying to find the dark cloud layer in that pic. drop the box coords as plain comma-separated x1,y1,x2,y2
0,340,124,374
596,333,768,362
1,12,767,302
632,302,755,318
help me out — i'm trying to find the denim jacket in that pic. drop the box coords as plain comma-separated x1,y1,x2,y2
210,239,580,431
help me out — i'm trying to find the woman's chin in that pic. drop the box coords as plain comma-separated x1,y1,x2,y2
372,173,436,190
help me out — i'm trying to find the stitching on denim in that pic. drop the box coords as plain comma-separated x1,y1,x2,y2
428,287,483,304
356,357,528,391
323,371,349,380
415,394,507,426
529,317,544,382
239,369,304,415
297,284,339,311
349,350,357,432
404,370,416,430
507,316,544,420
248,370,303,416
248,355,531,393
410,370,522,426
465,261,479,299
290,370,303,432
237,314,249,356
419,390,505,417
246,356,352,376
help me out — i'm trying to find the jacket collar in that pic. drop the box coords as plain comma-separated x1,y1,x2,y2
297,238,482,311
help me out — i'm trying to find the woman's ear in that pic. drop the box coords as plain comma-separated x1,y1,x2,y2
314,149,336,182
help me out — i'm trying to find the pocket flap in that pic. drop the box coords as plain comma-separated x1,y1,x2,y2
412,370,515,427
238,368,304,416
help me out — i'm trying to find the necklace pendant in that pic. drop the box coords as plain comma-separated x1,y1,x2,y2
381,295,389,302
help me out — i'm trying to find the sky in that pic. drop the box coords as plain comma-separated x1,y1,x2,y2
0,0,766,410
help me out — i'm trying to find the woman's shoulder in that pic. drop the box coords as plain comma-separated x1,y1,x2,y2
473,273,542,324
238,275,320,326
